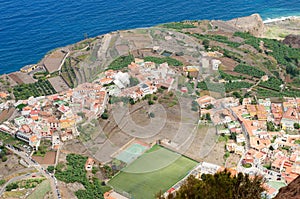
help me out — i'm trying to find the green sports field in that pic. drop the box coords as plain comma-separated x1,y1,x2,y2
108,145,198,199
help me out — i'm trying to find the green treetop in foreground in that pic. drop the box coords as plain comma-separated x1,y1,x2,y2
158,170,265,199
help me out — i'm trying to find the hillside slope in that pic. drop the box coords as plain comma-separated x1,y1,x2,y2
274,176,300,199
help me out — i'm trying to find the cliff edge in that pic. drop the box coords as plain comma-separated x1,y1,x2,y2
274,176,300,199
226,13,265,37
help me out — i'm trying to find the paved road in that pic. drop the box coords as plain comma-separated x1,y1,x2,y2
3,145,60,199
0,171,41,196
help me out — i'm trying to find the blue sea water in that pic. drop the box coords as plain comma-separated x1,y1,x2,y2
0,0,299,74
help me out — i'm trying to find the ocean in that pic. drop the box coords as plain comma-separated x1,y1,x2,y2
0,0,299,74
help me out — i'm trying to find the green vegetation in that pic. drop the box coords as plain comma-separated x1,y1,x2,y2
219,70,243,81
263,163,271,170
144,56,183,66
234,32,300,78
109,145,197,199
47,166,55,173
61,57,76,88
33,71,49,80
197,81,224,93
101,109,109,120
33,140,51,157
0,131,27,147
191,101,199,112
13,80,56,100
109,96,131,104
225,81,253,92
27,180,51,199
234,32,261,51
6,178,45,191
55,154,110,199
267,121,277,132
242,163,252,168
191,33,241,48
107,55,134,70
221,48,242,62
224,151,230,160
16,103,27,111
0,145,8,162
161,22,196,30
0,179,6,186
168,170,265,199
6,182,19,191
197,81,252,92
256,88,300,98
259,77,283,91
202,39,210,50
218,134,229,143
129,77,139,87
234,64,265,78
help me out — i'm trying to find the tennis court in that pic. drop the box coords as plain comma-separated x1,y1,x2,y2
115,143,149,164
109,145,198,199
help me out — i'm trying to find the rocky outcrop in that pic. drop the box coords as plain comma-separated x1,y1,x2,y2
283,34,300,48
226,14,265,37
274,176,300,199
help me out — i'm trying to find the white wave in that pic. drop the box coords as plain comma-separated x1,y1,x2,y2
263,15,300,24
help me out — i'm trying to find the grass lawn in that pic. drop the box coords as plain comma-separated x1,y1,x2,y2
27,180,51,199
108,145,198,199
267,181,287,190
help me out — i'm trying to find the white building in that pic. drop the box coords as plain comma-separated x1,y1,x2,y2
211,59,221,71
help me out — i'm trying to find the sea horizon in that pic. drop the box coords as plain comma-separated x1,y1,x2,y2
0,0,299,75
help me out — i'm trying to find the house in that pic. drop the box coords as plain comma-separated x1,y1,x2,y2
261,75,269,82
60,129,74,142
144,61,155,69
236,134,246,143
85,157,95,171
271,103,283,125
211,59,221,71
281,108,299,130
183,66,199,78
242,98,252,105
20,64,38,73
99,78,113,86
104,190,129,199
0,92,8,99
14,116,27,127
196,95,216,108
52,134,60,149
113,72,130,89
282,97,297,111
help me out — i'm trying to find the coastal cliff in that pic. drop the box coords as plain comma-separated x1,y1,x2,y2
226,13,266,37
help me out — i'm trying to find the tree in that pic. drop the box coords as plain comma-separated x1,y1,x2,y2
205,113,211,121
161,170,265,199
232,91,241,99
191,101,199,112
47,166,55,173
294,123,300,129
101,112,109,120
267,121,276,131
148,112,155,118
129,77,139,87
202,39,210,50
148,100,154,105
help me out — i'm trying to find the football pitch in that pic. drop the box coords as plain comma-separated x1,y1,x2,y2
108,145,198,199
